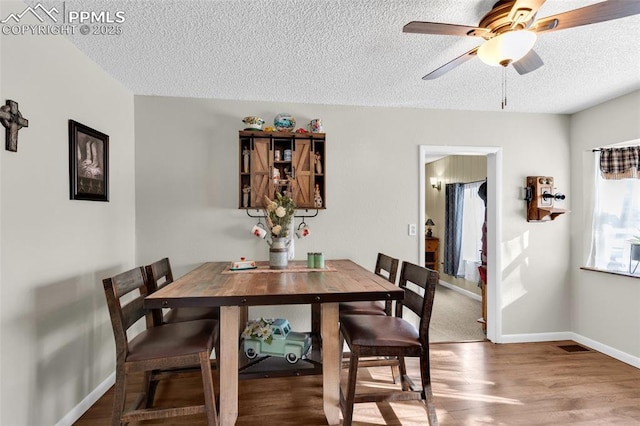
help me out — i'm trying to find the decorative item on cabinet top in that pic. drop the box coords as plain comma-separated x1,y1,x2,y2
239,130,325,210
523,176,569,222
309,119,322,133
242,116,265,131
274,113,296,132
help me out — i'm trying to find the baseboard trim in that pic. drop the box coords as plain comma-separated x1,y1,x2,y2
55,372,115,426
438,280,482,302
497,332,639,368
571,333,640,369
498,331,572,343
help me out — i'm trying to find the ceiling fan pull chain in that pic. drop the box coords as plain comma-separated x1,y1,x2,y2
501,66,507,110
504,67,508,108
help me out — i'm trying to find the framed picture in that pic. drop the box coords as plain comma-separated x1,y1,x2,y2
69,120,109,201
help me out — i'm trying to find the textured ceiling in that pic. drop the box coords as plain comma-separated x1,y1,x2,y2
31,0,640,113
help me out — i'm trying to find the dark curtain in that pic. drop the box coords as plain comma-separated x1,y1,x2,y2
444,183,464,276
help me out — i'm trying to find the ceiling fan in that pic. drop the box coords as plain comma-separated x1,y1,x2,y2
404,0,640,80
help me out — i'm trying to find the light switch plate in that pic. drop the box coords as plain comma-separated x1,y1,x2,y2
408,224,416,236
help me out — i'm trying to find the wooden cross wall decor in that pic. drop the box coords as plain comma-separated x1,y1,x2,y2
0,100,29,152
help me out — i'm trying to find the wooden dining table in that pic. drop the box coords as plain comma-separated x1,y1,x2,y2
144,259,404,426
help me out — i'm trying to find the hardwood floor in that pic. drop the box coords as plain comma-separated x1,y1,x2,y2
74,340,640,425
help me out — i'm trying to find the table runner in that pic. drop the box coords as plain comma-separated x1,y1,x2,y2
222,261,337,274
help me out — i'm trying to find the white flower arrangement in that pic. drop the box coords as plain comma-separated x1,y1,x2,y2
263,193,295,239
241,317,275,344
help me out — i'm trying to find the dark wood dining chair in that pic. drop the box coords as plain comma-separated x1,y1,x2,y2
339,261,438,426
338,253,401,380
339,253,399,316
102,266,219,426
145,257,220,325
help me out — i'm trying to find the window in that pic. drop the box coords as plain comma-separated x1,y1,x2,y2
588,147,640,275
456,181,484,281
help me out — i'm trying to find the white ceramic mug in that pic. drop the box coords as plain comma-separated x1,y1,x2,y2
251,223,267,239
296,224,311,239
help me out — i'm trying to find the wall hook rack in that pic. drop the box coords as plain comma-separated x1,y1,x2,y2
245,209,320,220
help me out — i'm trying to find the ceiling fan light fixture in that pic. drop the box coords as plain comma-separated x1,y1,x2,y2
477,30,537,67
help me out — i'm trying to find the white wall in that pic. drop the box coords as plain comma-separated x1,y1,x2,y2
0,2,136,424
570,90,640,363
134,95,572,337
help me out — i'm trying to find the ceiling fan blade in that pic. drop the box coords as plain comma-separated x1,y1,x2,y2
422,47,479,80
532,0,640,34
507,0,546,27
512,49,544,75
403,21,489,37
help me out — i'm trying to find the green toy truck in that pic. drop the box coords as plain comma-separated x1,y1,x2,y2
242,318,311,364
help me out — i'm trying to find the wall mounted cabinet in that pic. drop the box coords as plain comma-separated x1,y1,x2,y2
239,131,325,209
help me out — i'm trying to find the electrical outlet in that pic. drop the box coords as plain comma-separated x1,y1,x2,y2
408,224,416,236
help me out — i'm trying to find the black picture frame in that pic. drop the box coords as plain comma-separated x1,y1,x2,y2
69,120,109,201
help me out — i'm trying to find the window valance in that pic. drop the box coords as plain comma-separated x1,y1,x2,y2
599,146,640,180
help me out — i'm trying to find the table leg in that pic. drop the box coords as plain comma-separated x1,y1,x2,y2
219,306,239,426
321,302,341,425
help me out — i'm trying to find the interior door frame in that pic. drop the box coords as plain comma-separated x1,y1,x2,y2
419,145,503,343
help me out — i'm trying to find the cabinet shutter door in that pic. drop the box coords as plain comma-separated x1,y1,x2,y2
251,138,271,207
292,140,312,207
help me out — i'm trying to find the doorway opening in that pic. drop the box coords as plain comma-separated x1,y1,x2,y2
419,145,502,343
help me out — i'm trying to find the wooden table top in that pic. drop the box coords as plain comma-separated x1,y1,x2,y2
145,259,403,309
